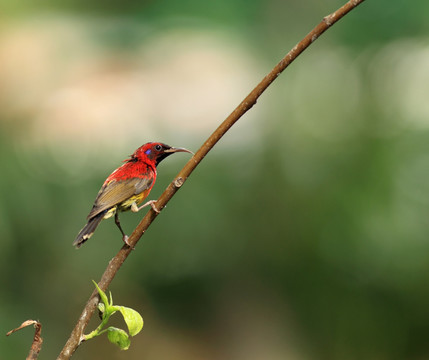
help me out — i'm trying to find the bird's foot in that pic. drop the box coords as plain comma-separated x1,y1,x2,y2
132,200,161,214
122,235,135,250
147,200,161,213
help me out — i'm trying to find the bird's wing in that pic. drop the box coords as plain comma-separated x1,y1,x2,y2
87,177,154,219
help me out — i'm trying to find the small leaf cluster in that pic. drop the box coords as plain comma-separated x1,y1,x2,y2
84,281,144,350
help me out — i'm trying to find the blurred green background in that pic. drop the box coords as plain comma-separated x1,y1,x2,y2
2,0,429,359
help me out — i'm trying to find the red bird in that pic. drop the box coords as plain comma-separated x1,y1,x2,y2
74,142,193,248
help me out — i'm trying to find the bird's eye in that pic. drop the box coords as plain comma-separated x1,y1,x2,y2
155,144,162,151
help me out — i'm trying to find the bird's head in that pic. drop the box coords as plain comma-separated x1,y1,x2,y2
132,142,193,166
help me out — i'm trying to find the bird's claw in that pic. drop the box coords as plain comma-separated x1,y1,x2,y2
132,200,161,213
122,235,135,250
149,200,161,214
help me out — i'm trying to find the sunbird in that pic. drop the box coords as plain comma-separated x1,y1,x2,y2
74,142,193,248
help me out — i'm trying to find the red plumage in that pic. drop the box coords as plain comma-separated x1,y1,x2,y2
105,145,157,183
74,142,192,248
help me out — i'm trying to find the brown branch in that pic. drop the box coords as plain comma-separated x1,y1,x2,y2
57,0,366,358
7,320,43,360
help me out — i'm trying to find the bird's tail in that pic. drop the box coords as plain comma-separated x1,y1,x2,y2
73,213,104,248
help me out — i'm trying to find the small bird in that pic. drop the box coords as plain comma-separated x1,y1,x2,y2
74,142,193,248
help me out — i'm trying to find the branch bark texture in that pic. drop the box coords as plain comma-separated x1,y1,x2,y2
58,0,365,358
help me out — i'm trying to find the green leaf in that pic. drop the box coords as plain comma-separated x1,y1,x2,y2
98,302,105,315
116,306,144,337
92,281,109,307
106,327,131,350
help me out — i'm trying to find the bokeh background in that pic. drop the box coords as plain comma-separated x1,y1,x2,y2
2,0,429,359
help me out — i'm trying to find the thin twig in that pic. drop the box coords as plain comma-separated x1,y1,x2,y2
57,0,366,358
7,320,43,360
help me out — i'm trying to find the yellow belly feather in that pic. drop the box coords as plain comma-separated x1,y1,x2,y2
102,192,148,220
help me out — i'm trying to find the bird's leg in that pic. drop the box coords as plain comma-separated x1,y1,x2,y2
131,200,160,214
114,212,132,247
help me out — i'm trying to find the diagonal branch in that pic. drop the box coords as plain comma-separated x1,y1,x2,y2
57,0,366,358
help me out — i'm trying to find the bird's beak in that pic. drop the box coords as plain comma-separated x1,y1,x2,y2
165,147,194,155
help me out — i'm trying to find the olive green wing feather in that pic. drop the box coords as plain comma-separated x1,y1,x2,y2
87,177,154,219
